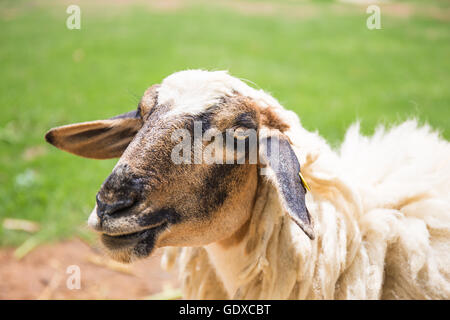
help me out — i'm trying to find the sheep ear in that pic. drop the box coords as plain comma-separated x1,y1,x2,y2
259,132,314,240
45,110,143,159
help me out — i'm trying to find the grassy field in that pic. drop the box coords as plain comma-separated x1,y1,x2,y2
0,0,449,247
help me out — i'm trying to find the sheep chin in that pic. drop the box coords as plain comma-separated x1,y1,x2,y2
101,223,167,263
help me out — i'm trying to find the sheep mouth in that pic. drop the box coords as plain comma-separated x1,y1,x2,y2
98,208,178,262
101,221,168,252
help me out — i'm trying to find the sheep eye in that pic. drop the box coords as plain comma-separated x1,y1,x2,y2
223,126,253,142
234,112,257,130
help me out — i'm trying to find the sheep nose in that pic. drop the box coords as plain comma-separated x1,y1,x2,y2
95,163,144,219
96,195,136,218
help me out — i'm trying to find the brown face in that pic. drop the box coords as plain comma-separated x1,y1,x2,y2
46,87,264,262
45,71,314,263
95,93,261,262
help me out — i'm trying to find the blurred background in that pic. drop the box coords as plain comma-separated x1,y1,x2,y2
0,0,449,299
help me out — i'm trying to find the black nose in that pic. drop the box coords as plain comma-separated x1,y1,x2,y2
95,164,144,219
96,195,136,219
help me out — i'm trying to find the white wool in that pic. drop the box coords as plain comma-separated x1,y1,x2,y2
158,69,283,117
161,70,450,299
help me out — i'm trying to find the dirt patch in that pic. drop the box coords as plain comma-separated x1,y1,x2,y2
0,239,178,300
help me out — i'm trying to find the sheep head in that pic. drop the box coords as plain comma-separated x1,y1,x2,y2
45,70,313,263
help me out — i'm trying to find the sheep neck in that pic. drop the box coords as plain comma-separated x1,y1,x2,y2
205,180,297,298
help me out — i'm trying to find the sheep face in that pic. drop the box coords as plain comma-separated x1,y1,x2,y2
45,70,313,263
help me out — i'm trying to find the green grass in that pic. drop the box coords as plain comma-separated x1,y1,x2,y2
0,0,449,247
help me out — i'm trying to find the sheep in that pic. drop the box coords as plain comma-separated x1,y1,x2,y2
45,69,450,299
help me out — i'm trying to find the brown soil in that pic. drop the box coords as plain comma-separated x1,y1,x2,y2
0,239,178,300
